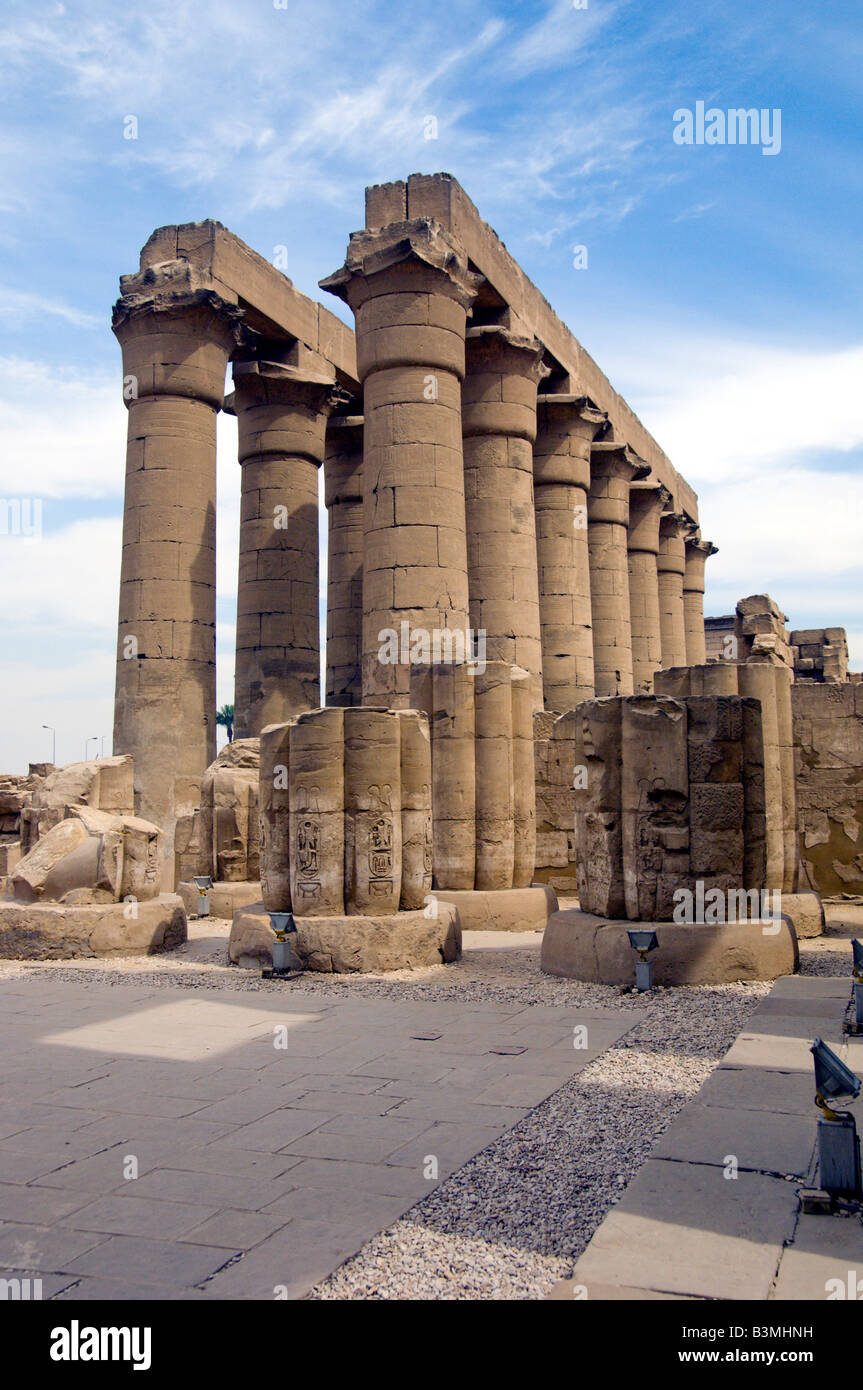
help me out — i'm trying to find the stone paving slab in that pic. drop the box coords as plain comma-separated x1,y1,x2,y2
0,975,635,1299
555,975,863,1301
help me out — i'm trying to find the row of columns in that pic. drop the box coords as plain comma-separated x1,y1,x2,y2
113,231,715,864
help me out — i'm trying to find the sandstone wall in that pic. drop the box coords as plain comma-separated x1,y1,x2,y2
793,682,863,896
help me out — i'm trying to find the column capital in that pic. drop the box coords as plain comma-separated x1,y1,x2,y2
590,440,651,483
534,395,607,489
683,532,718,594
229,358,337,467
320,218,483,313
462,326,547,442
628,481,672,554
685,532,719,560
113,262,246,409
657,511,690,575
465,325,547,377
325,415,364,508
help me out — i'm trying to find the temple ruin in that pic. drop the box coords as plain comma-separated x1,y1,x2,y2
2,172,861,981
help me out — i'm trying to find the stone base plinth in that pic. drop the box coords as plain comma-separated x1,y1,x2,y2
178,880,261,919
230,901,461,974
0,893,187,960
541,908,798,985
778,891,824,939
432,885,558,932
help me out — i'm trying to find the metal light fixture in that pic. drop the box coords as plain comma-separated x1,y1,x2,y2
42,724,55,764
810,1038,862,1198
627,928,659,992
262,911,301,980
193,875,213,917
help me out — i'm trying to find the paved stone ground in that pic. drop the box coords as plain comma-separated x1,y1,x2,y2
553,956,863,1300
0,949,634,1299
1,906,859,1301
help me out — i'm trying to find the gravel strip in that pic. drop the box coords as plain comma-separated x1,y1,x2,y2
308,980,769,1299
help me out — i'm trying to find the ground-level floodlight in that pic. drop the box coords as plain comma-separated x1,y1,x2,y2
810,1038,862,1199
627,929,659,992
262,911,302,980
193,876,213,917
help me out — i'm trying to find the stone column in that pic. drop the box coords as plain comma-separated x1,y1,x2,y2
588,442,648,696
321,221,481,706
627,482,668,693
231,354,334,738
112,267,244,880
474,664,515,890
533,396,605,712
657,512,690,671
683,534,718,667
325,413,364,707
462,326,546,711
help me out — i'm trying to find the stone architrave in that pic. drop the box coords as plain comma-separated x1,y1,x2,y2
533,396,606,712
321,220,481,706
288,708,345,916
462,327,547,711
231,352,336,736
588,442,649,696
325,413,364,706
573,698,626,917
473,663,516,891
657,512,690,670
620,696,690,921
344,710,402,915
112,263,245,881
409,662,476,890
394,710,433,910
627,481,669,693
683,534,718,666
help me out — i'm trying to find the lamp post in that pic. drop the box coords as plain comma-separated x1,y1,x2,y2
41,724,55,765
84,736,98,760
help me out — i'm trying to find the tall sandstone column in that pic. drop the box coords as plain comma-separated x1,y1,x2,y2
462,326,546,710
657,512,690,670
683,534,718,666
112,266,244,880
231,354,334,737
533,396,605,712
325,413,365,707
627,481,668,693
321,221,481,706
588,442,648,696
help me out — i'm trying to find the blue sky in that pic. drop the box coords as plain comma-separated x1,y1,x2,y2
0,0,861,772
